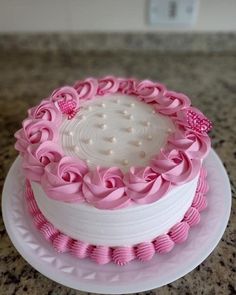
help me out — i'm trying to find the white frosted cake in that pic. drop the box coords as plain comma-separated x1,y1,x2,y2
15,77,212,265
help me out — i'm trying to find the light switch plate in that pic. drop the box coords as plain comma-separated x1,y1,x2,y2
148,0,199,27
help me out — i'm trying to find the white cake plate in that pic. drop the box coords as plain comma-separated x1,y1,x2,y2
2,149,231,294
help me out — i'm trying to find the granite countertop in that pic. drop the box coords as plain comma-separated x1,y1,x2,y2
0,49,235,295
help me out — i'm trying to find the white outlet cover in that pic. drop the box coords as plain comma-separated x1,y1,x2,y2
149,0,199,27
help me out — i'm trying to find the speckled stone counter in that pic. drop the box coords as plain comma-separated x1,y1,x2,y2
0,50,235,295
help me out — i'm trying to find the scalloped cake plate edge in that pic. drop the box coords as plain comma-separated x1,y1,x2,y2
2,149,231,294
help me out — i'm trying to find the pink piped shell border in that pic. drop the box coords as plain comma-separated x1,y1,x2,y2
25,168,208,266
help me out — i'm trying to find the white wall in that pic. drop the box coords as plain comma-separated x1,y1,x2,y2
0,0,235,32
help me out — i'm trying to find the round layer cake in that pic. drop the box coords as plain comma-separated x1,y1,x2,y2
15,77,212,265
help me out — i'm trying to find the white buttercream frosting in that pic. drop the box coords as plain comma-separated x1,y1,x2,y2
59,94,174,171
31,175,198,247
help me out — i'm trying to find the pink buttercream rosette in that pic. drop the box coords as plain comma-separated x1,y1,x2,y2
117,77,137,94
151,149,201,185
134,80,166,103
97,76,119,95
28,99,62,125
74,78,98,100
15,119,58,155
41,157,88,202
167,129,211,159
125,166,171,204
22,141,63,182
82,167,130,209
154,91,191,115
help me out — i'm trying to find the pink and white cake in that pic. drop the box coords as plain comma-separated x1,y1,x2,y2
14,77,212,265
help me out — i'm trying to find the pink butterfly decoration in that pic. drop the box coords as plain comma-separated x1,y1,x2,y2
58,99,77,120
187,110,212,134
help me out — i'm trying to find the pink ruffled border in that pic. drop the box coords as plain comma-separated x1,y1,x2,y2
25,168,208,266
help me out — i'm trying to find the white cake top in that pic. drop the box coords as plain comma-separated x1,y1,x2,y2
59,94,174,171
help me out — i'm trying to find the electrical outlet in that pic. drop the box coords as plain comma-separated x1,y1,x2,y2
148,0,199,27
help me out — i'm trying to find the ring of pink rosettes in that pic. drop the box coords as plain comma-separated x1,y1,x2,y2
26,168,208,266
15,76,213,210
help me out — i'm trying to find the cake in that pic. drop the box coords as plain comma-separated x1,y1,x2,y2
14,76,212,265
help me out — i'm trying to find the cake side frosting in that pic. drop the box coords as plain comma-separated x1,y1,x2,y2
25,167,208,265
15,76,212,210
30,173,198,246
